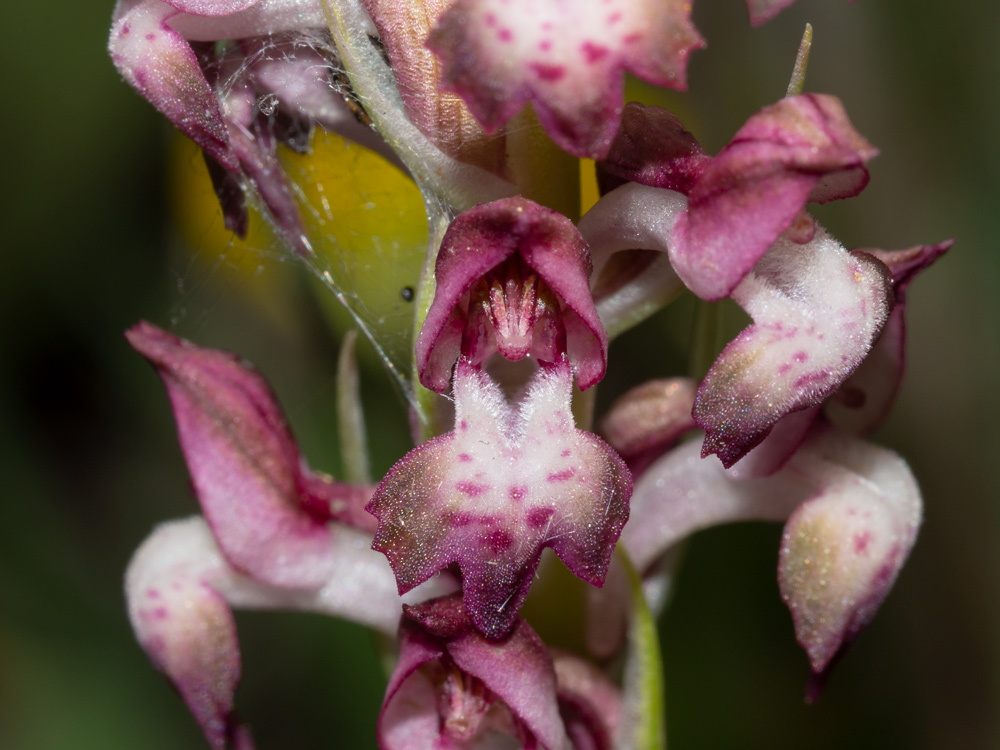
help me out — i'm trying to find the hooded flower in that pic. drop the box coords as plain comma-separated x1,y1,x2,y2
416,196,608,393
369,357,631,639
125,322,453,746
581,94,891,467
379,595,570,749
379,596,623,750
624,424,921,688
596,94,879,301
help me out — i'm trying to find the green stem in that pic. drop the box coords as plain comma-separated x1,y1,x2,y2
409,212,454,443
617,546,667,750
336,331,373,484
786,23,814,97
689,299,723,380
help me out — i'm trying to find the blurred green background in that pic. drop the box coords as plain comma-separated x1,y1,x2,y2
2,0,997,748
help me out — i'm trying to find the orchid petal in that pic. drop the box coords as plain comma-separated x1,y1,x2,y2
167,0,326,40
165,0,259,16
624,437,812,573
671,94,878,300
417,197,607,393
596,102,711,195
598,378,697,475
369,359,631,639
694,228,894,467
744,0,797,26
127,518,248,750
126,322,369,588
380,596,570,750
552,651,622,750
110,0,238,171
826,240,952,435
427,0,704,158
778,427,921,677
128,516,452,748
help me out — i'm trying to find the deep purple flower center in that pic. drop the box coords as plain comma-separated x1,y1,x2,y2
432,660,495,741
465,255,566,366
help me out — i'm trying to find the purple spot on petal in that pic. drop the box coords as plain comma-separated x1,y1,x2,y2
581,42,609,64
794,351,808,363
460,420,468,431
509,485,527,502
485,12,497,26
121,23,131,35
498,28,513,42
147,588,160,599
456,481,489,498
622,33,641,44
547,468,575,482
152,607,169,620
531,62,566,82
527,507,554,528
485,530,514,552
853,531,872,555
794,371,831,389
607,12,622,24
450,512,476,528
539,39,552,52
458,453,473,463
560,449,571,458
145,33,156,41
778,363,791,376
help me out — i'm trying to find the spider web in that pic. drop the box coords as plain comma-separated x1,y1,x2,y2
170,30,430,409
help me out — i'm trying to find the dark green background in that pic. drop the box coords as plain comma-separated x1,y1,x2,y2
2,0,996,747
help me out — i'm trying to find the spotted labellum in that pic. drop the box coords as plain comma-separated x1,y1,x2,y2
111,0,948,746
369,357,631,639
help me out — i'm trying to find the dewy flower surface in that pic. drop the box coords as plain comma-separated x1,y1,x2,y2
109,0,950,745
